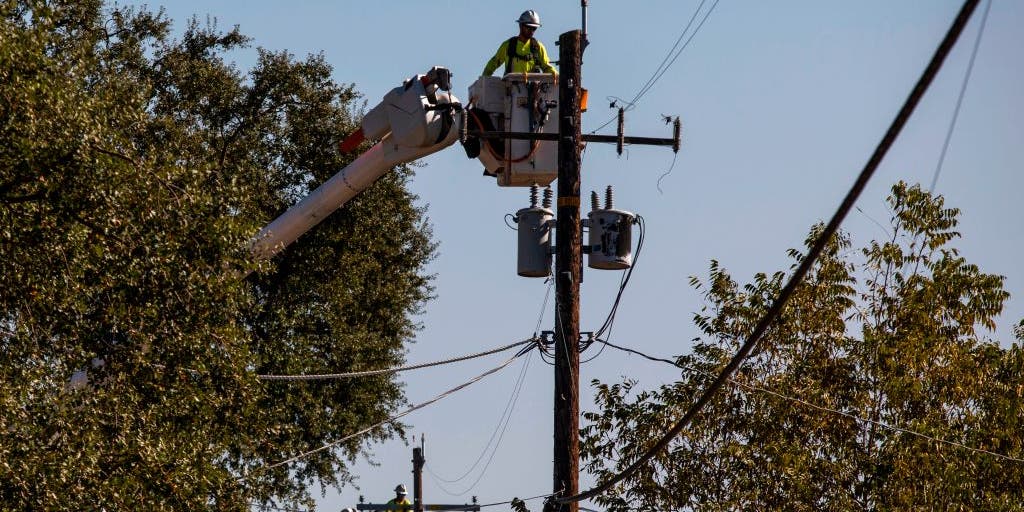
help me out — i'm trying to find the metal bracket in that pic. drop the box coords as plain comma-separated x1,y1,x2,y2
539,331,555,345
539,331,593,344
466,129,679,148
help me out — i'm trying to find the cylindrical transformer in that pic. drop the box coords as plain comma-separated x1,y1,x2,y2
516,206,554,277
588,209,635,270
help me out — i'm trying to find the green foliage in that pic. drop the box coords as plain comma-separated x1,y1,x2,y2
1,1,434,509
581,182,1024,511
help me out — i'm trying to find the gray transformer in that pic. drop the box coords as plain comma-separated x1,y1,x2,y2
587,206,635,270
516,205,554,277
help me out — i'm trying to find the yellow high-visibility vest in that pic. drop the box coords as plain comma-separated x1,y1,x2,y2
483,37,558,76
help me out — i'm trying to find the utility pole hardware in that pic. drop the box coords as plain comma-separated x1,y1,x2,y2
413,437,425,512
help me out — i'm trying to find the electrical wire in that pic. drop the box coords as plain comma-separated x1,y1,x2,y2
583,215,646,360
248,349,530,477
656,151,679,195
631,0,721,109
557,0,983,503
425,350,532,484
257,339,533,381
504,213,519,231
596,338,1024,464
854,205,893,240
599,214,645,340
535,277,557,367
538,343,556,366
929,0,992,193
590,0,721,134
578,334,608,365
627,0,710,108
426,350,534,496
579,213,643,366
249,279,549,490
535,276,555,337
591,271,629,344
589,1,709,133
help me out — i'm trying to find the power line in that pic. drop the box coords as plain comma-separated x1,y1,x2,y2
249,282,553,487
534,276,555,366
557,0,983,503
595,338,678,368
596,338,1024,464
535,276,555,336
735,374,1024,464
578,335,607,365
425,351,533,494
930,0,992,193
581,215,646,365
629,0,711,109
655,151,679,195
257,339,534,381
424,279,553,491
590,0,722,134
592,216,645,342
246,349,530,477
631,0,722,108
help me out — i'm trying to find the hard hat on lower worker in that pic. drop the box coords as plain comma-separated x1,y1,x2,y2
395,484,408,495
517,10,541,27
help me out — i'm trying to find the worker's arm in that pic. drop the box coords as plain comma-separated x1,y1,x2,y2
536,41,558,76
482,40,509,76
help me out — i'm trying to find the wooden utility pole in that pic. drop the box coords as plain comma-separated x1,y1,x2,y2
349,440,480,512
412,441,425,512
553,29,582,512
460,28,675,512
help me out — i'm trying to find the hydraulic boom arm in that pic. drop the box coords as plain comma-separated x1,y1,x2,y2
251,67,461,260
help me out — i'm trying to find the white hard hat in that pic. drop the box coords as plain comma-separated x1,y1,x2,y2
517,10,541,28
395,484,408,495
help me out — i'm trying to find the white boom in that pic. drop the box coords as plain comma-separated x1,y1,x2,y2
251,67,461,260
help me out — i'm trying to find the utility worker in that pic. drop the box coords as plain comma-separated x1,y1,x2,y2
482,10,558,76
387,484,412,512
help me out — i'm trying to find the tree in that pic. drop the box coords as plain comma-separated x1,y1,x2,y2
581,182,1024,511
0,1,434,509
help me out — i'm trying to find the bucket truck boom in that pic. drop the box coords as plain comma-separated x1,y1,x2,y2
251,67,461,260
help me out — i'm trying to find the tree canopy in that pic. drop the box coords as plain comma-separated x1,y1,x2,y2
581,182,1024,511
1,1,435,509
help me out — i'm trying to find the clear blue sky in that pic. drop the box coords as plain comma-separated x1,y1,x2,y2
118,1,1023,510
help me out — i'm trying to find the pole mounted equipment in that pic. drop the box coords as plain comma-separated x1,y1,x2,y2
516,184,555,278
413,441,425,512
587,186,635,270
673,117,682,153
616,108,625,155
